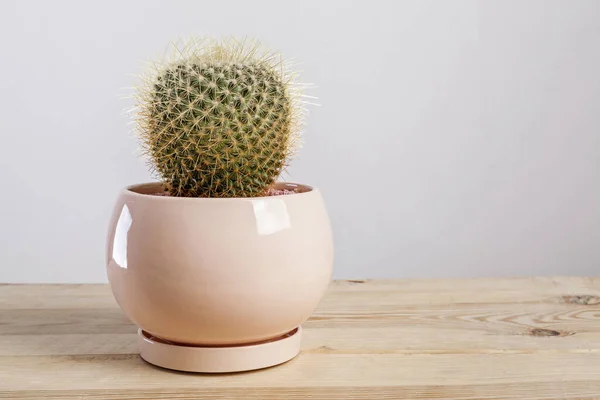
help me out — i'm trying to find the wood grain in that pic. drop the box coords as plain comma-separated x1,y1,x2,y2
1,278,599,399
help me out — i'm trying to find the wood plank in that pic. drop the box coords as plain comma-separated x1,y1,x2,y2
0,279,599,399
2,383,600,400
3,277,599,309
1,353,600,390
0,284,116,310
2,327,600,357
2,302,599,336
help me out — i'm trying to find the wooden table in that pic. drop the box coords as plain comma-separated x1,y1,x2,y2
1,278,600,399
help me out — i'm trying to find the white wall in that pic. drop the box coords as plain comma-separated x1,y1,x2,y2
0,0,599,283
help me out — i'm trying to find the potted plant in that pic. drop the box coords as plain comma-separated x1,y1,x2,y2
106,38,334,373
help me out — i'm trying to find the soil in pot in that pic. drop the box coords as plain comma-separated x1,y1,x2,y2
150,187,300,197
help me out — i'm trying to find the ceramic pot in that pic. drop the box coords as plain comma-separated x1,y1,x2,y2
106,182,333,346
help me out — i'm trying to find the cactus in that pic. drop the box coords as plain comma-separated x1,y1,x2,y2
133,38,306,197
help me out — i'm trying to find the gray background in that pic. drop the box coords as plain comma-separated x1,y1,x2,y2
1,0,599,283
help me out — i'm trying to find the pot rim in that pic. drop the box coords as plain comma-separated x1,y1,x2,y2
123,181,317,201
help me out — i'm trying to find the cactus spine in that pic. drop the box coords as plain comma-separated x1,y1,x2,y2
133,38,305,197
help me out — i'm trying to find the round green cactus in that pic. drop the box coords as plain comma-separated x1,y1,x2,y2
133,38,305,197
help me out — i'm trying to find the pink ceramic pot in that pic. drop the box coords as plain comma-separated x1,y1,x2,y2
106,182,333,346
